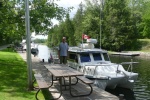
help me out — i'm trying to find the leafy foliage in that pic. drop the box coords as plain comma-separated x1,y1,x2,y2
0,0,67,45
102,0,139,51
48,0,140,51
30,0,66,34
33,38,47,43
73,2,85,44
65,14,75,46
2,0,150,51
140,1,150,38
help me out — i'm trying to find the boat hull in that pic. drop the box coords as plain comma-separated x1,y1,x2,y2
31,48,39,56
117,72,138,89
106,76,124,89
85,75,109,90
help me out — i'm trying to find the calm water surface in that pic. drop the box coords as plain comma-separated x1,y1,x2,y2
109,55,150,100
37,45,52,62
37,45,150,100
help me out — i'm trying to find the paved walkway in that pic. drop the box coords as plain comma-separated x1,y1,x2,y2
17,51,119,100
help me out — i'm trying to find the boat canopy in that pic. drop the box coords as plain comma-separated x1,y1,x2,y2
69,48,108,54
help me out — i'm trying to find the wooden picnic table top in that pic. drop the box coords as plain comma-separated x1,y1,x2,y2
44,64,83,77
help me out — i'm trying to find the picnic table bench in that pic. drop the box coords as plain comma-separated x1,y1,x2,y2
33,74,49,100
44,64,93,99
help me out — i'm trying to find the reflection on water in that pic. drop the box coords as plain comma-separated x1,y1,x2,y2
37,45,51,62
110,55,150,100
106,87,136,100
37,45,150,100
37,45,58,62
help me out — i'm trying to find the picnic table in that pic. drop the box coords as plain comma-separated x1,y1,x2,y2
44,64,93,99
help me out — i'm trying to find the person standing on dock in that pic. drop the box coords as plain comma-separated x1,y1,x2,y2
58,37,69,64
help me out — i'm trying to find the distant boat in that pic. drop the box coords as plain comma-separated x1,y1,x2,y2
21,39,39,56
31,47,39,56
67,39,139,90
21,39,36,50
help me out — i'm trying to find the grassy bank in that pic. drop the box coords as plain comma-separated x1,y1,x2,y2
0,48,49,100
139,39,150,52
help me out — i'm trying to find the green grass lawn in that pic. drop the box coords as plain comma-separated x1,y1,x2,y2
0,48,49,100
139,39,150,52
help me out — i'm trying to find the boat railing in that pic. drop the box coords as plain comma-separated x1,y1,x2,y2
116,59,139,80
111,52,139,73
120,59,139,72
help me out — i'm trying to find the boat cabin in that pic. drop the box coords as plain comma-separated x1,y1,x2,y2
67,39,111,71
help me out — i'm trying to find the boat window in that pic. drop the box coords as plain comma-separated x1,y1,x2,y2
80,53,91,62
69,53,75,59
93,53,102,61
103,53,110,61
68,53,78,62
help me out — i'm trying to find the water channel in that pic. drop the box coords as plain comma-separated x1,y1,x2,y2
36,44,150,100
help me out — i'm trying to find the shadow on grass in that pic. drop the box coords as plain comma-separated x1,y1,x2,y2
0,60,35,99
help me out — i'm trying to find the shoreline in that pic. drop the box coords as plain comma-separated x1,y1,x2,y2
109,51,150,58
124,51,150,57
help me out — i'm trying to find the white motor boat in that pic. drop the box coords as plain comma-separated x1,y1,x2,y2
21,39,39,56
67,39,139,90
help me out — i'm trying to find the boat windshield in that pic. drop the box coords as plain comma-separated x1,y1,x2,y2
80,53,91,62
103,53,110,61
93,53,102,61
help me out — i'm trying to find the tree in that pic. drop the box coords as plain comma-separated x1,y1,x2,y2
73,2,84,44
82,0,101,45
102,0,138,51
0,0,67,45
139,1,150,38
64,14,75,46
0,0,19,45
